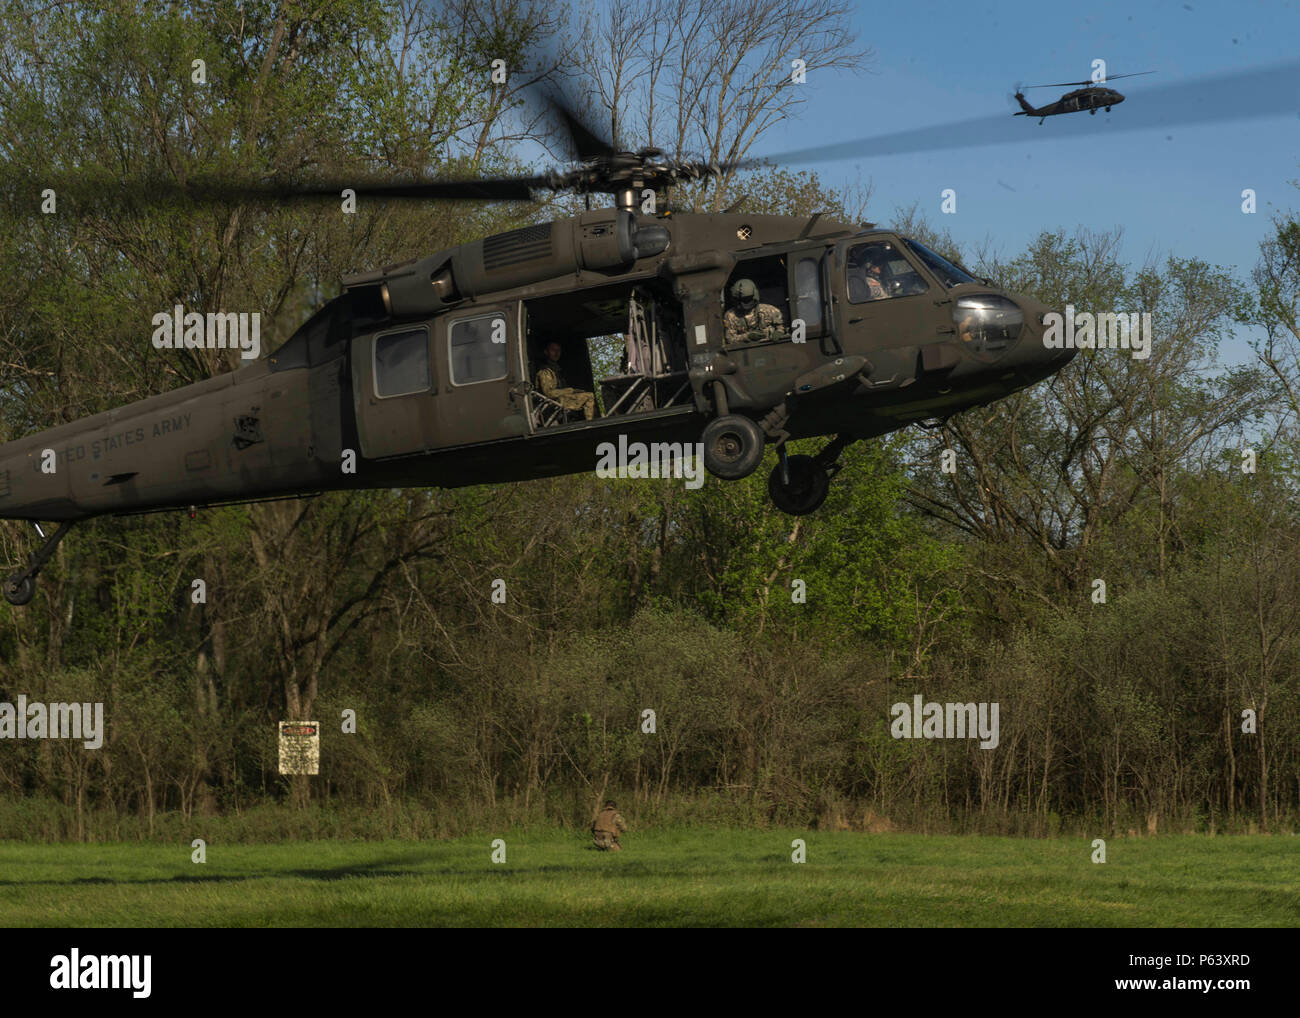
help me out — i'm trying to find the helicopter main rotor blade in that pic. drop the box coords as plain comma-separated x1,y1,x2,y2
539,89,617,162
222,176,550,202
1100,70,1157,82
732,59,1300,171
1021,79,1091,90
9,60,1292,212
8,171,553,208
6,46,607,211
1023,70,1155,89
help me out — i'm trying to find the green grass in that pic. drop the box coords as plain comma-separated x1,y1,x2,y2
0,831,1296,927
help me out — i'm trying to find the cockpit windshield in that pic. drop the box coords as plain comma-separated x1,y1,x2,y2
903,238,977,288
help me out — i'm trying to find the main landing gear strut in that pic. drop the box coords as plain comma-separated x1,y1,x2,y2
3,521,74,606
699,385,855,516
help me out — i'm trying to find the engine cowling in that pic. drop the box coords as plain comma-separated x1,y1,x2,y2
346,210,670,319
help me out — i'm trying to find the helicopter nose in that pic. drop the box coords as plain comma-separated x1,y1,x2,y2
1011,305,1077,383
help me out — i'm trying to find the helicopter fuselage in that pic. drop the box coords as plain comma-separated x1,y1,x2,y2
0,210,1070,526
1015,86,1125,122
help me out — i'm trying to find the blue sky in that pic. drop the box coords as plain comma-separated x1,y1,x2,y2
740,0,1300,363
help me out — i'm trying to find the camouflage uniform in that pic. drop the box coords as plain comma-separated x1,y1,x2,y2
592,802,628,851
847,268,887,302
536,362,596,420
723,303,785,345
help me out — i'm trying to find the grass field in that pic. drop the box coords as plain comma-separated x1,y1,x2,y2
1,830,1297,927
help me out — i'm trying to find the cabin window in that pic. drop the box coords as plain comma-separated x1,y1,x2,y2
793,257,824,334
449,314,509,385
373,327,430,398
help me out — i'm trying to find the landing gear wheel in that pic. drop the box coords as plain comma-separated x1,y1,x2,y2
3,574,34,606
768,455,830,515
702,415,765,480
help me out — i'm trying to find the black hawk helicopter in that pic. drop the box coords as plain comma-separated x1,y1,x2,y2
1014,71,1154,124
0,94,1093,605
6,53,1293,606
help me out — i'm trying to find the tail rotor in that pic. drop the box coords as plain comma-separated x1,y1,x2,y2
1008,83,1034,116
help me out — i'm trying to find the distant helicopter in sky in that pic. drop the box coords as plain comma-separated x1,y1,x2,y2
1013,71,1155,124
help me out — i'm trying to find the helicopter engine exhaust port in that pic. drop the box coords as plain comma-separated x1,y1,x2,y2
701,415,765,480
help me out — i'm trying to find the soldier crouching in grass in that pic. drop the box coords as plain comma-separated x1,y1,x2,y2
592,800,628,851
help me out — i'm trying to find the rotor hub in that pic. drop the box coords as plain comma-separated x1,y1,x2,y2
554,150,721,211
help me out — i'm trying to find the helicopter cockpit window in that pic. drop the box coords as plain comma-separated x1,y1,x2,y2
449,314,509,385
846,241,928,303
374,327,430,398
902,238,978,288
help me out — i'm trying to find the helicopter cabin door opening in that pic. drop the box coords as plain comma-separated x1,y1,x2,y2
720,252,835,407
522,281,690,431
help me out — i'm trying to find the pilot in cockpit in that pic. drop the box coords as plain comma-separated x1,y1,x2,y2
847,245,889,302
